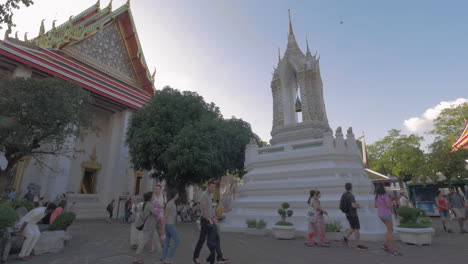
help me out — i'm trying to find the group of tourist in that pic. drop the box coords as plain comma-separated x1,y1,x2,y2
131,182,229,264
14,193,69,261
435,186,467,233
305,183,468,256
305,182,400,255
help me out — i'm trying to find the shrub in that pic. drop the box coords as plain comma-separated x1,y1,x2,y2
275,220,294,226
9,200,34,211
257,220,267,229
48,212,76,231
0,205,17,231
397,206,432,228
276,202,294,226
325,221,343,232
246,219,257,228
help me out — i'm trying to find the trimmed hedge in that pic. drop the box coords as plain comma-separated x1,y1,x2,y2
48,212,76,231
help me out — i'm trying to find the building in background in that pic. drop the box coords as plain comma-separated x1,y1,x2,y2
0,0,155,219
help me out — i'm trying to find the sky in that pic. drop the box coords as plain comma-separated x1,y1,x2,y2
2,0,467,147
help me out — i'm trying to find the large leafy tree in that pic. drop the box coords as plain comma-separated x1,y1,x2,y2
126,87,253,192
0,0,34,29
367,129,425,183
0,77,92,186
427,103,468,181
430,102,468,141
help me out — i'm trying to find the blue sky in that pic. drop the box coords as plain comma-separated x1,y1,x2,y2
3,0,467,145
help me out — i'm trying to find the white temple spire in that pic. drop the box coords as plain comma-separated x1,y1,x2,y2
306,36,311,56
285,9,302,55
288,9,294,35
278,47,281,63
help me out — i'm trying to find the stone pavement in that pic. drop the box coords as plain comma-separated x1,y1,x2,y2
10,218,468,264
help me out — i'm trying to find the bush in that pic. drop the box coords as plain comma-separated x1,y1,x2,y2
275,220,294,226
48,212,76,231
397,206,432,228
257,220,267,229
325,221,343,232
246,219,257,228
276,202,294,226
0,205,17,231
9,200,34,211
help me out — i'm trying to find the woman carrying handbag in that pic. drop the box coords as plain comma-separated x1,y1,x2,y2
134,192,158,264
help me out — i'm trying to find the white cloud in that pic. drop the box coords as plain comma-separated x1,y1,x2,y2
404,98,468,133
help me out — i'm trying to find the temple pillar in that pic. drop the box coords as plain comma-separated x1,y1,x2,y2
101,109,133,203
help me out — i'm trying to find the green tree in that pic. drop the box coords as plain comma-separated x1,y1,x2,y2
427,103,468,181
367,129,425,183
0,77,92,187
0,0,34,29
126,87,253,192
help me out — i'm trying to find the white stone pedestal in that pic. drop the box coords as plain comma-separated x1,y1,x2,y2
220,130,386,241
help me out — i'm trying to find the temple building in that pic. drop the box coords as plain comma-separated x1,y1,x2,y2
0,0,155,218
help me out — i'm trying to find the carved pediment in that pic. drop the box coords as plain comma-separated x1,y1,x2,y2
64,22,139,87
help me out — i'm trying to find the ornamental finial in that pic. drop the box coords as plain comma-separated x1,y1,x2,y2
15,31,18,39
107,0,113,10
278,48,281,63
126,0,130,8
288,9,294,35
95,0,100,8
151,67,156,81
39,19,45,36
24,32,29,41
306,36,311,56
52,20,57,30
4,24,12,39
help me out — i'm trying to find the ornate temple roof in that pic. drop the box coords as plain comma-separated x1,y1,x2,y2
451,120,468,151
0,0,154,109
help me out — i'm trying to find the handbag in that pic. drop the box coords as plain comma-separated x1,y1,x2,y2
307,206,316,222
136,203,150,231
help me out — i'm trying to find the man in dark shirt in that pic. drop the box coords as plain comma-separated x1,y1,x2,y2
340,182,367,250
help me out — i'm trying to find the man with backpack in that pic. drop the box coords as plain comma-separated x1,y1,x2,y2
340,182,368,250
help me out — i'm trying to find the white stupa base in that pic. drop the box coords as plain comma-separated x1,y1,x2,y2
220,131,387,241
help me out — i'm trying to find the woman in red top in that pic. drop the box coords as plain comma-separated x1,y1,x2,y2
435,190,452,233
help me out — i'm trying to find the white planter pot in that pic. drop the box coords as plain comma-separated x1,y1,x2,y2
272,225,296,240
244,228,268,236
395,227,435,246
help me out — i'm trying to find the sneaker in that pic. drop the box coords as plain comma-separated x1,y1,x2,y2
357,245,368,250
341,236,349,246
381,243,389,250
217,257,230,264
193,258,202,264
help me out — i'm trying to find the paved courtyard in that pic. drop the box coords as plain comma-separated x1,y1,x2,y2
11,218,468,264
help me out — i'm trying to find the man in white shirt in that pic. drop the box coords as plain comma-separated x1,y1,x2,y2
16,204,55,260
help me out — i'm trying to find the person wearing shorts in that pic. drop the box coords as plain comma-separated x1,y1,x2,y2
340,183,367,250
375,183,399,255
447,187,467,233
435,190,452,233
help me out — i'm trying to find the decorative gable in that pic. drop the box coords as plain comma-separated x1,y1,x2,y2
64,22,139,86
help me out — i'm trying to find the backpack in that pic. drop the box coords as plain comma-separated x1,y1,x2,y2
340,193,350,214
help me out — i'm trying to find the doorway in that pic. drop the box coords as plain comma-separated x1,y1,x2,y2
81,169,97,194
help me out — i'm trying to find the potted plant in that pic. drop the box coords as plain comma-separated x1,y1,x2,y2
325,219,344,240
244,219,268,236
272,202,295,239
395,206,434,245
